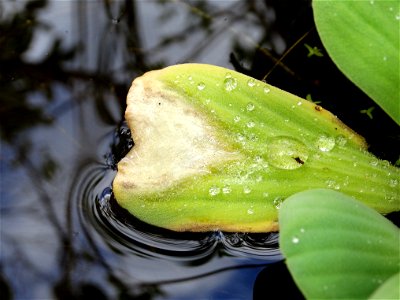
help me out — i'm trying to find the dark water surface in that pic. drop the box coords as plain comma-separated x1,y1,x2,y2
1,1,398,299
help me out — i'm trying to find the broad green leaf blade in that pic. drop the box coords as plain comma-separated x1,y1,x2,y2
113,63,399,232
279,189,400,299
313,0,400,124
369,272,400,299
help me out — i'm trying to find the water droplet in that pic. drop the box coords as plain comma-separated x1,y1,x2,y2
370,160,379,167
263,192,269,198
316,135,335,152
224,73,237,91
246,102,255,112
273,196,284,209
385,195,395,203
297,101,302,106
209,186,220,196
247,207,254,215
383,56,388,61
222,185,232,194
247,78,256,87
246,121,255,128
197,82,206,90
325,179,340,190
300,228,305,233
235,133,246,144
265,136,309,170
336,135,347,146
243,186,252,194
396,14,400,20
292,236,300,244
254,155,263,163
234,115,241,123
263,87,271,94
389,179,398,187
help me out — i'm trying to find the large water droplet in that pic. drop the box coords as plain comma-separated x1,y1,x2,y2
224,73,237,91
234,115,241,123
316,135,335,152
292,236,300,244
265,136,309,170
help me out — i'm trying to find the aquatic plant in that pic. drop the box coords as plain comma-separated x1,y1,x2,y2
112,1,399,298
112,63,399,232
278,1,399,299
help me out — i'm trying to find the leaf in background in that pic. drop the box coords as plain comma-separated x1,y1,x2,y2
113,64,399,232
369,272,400,299
279,189,400,299
313,0,400,124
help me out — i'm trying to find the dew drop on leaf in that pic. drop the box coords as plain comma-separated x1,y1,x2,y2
209,186,220,196
222,185,232,194
316,135,336,152
246,102,255,112
197,82,206,90
292,236,300,244
265,136,309,170
247,78,256,87
389,179,398,187
224,73,237,91
247,207,254,215
273,196,284,209
246,121,255,128
243,186,252,194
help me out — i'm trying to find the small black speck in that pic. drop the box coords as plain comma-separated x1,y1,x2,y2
158,102,161,105
294,157,304,164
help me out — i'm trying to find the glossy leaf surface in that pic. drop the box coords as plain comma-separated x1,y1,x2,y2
279,189,399,299
313,0,400,124
113,64,399,232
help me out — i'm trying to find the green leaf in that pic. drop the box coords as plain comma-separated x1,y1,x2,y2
279,189,400,299
112,64,399,232
313,0,400,124
369,272,400,299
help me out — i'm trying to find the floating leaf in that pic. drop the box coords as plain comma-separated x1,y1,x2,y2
313,0,400,124
113,64,399,232
279,189,399,299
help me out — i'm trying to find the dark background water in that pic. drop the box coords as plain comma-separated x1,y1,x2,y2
1,1,398,299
